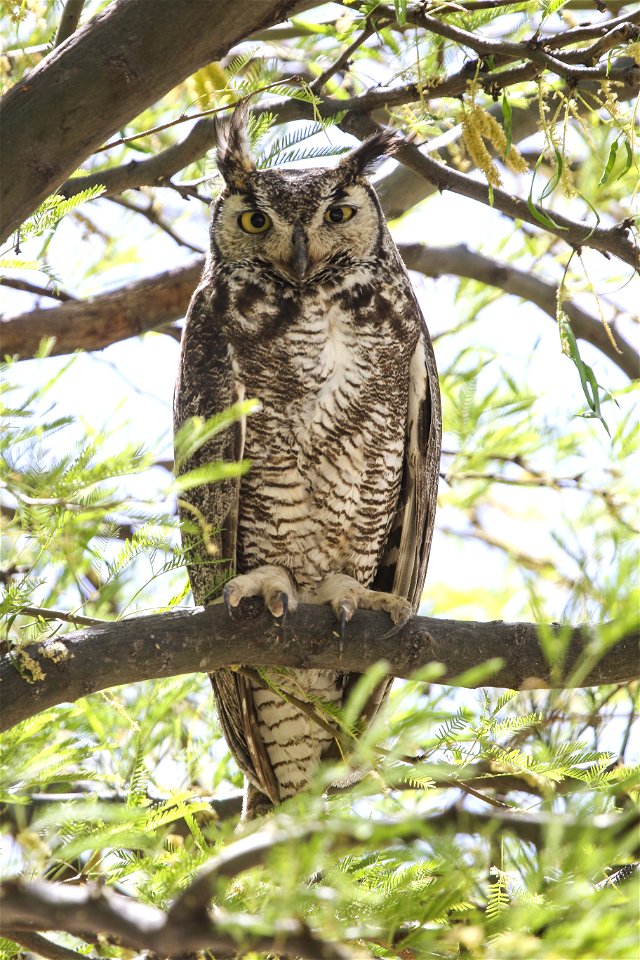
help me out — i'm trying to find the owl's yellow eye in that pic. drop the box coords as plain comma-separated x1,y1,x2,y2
324,205,356,224
239,210,272,234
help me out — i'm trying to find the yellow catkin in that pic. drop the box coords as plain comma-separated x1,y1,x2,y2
600,78,621,120
477,110,529,173
462,106,502,187
462,79,528,184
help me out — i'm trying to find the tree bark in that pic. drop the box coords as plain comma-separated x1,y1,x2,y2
0,0,315,242
1,602,637,732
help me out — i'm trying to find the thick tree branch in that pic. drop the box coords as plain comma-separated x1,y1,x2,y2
1,602,637,733
1,261,202,358
0,0,316,242
0,879,355,959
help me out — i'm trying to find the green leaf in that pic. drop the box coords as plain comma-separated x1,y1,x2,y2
559,317,610,435
616,138,633,182
170,458,251,493
394,0,408,25
527,154,567,231
502,91,512,158
599,137,619,186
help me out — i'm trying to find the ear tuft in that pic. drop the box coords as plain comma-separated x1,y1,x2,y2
216,100,255,189
338,127,402,180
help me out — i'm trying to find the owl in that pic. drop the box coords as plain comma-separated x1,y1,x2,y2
174,106,441,818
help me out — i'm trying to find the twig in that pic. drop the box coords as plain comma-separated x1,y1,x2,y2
0,277,75,301
16,605,103,627
310,23,378,93
409,9,640,82
109,196,205,254
53,0,86,48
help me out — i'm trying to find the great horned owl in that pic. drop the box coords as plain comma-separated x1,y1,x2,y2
174,107,441,818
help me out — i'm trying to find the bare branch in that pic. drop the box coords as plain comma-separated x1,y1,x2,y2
16,605,103,627
5,239,637,376
58,117,221,200
1,929,97,960
1,602,637,733
408,8,640,82
108,195,205,254
1,260,202,358
0,277,75,301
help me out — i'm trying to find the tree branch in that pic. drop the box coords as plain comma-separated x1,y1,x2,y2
409,8,640,82
0,929,97,960
0,0,317,242
1,602,637,733
58,116,222,200
52,0,86,48
1,260,202,358
0,879,356,959
57,55,639,205
1,800,635,955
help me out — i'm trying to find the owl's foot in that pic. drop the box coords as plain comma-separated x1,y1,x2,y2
223,565,298,619
311,573,412,636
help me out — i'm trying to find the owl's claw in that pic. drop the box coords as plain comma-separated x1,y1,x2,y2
222,567,298,620
223,583,240,612
312,574,412,637
267,590,289,620
338,599,354,653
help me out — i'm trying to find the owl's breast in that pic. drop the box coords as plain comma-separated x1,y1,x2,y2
227,269,419,589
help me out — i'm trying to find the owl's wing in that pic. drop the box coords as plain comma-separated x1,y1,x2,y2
345,300,441,731
174,277,240,602
374,308,441,609
175,275,280,803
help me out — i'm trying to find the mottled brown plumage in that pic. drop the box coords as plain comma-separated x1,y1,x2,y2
174,106,441,817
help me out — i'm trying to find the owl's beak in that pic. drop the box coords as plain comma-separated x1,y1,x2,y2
290,221,309,279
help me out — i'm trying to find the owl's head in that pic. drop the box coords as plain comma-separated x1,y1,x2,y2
210,105,400,282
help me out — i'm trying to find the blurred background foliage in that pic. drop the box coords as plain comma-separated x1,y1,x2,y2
1,0,639,957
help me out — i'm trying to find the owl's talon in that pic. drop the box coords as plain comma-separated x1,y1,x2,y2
338,600,353,653
266,590,289,619
223,567,298,620
391,601,412,626
223,584,240,613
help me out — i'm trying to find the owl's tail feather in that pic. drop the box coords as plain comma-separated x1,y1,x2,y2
243,781,275,819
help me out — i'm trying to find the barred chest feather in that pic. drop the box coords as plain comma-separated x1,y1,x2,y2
221,262,420,592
